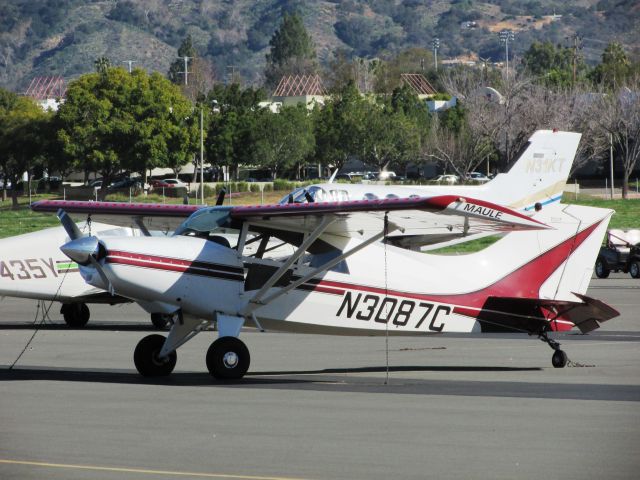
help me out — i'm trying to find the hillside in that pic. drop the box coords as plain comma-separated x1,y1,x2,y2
1,0,638,93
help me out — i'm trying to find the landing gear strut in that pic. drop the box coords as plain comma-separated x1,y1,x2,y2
539,331,568,368
134,334,177,376
206,337,250,379
61,303,90,328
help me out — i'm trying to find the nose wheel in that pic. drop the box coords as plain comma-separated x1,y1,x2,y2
134,334,177,376
206,337,250,379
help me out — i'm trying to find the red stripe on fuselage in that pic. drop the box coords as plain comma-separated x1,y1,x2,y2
315,220,601,308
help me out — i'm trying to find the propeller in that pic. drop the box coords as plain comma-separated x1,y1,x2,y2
58,209,115,296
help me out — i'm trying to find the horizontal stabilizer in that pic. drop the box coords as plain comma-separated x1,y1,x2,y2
476,295,619,334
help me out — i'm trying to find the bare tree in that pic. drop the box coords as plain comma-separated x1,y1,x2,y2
424,117,493,178
442,69,598,174
594,78,640,198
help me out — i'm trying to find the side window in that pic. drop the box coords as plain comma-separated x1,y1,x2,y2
309,249,349,274
364,193,378,200
385,193,399,199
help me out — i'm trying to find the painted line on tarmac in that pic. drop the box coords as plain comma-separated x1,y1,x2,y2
0,459,311,480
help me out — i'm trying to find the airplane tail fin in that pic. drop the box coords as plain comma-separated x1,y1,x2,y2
484,130,581,211
473,203,616,332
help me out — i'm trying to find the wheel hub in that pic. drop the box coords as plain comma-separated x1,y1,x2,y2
222,351,239,369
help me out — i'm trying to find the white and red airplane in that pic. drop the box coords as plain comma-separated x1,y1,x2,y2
37,191,618,379
4,129,580,328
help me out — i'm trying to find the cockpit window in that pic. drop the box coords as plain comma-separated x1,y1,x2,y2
278,186,333,204
174,207,232,236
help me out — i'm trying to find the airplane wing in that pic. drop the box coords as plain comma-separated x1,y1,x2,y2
229,195,549,238
31,200,203,233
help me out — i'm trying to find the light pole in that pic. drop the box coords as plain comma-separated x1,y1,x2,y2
200,105,204,204
431,38,440,72
499,30,515,77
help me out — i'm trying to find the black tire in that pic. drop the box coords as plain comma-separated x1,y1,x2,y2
61,303,90,328
150,313,172,330
552,350,568,368
134,334,176,377
629,261,640,279
206,337,250,380
594,257,610,278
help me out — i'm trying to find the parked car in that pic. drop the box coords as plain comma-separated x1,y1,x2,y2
595,229,640,279
149,179,172,189
466,172,491,183
432,174,459,185
163,178,188,188
108,177,142,191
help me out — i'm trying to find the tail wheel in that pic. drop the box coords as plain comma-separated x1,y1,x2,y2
594,258,610,278
629,261,640,279
61,303,90,328
134,334,176,377
552,349,568,368
206,337,250,380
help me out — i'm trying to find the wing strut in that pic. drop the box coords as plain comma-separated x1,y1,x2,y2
241,227,387,317
242,216,336,313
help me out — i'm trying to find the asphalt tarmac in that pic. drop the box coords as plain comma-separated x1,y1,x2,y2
0,274,639,480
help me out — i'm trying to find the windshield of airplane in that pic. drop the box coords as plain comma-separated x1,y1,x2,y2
278,186,349,204
173,207,232,236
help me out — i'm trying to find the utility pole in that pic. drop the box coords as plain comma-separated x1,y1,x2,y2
179,56,192,86
499,30,515,78
122,60,136,73
569,35,581,87
610,132,615,200
200,105,204,204
431,38,440,72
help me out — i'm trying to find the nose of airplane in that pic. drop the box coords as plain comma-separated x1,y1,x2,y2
60,236,101,266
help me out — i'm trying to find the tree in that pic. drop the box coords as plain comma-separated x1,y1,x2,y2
264,12,317,90
249,104,315,179
361,105,422,174
205,84,266,180
0,91,52,207
56,67,197,198
313,81,367,171
594,82,640,198
589,42,634,89
168,35,196,85
521,41,580,88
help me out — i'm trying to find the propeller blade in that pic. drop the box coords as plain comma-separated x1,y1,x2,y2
216,188,226,206
88,255,114,296
57,209,84,240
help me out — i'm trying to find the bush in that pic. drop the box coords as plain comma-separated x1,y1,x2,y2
273,179,296,191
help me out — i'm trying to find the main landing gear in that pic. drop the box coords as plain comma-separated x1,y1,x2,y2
61,303,90,328
133,334,250,380
539,331,568,368
134,334,177,376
